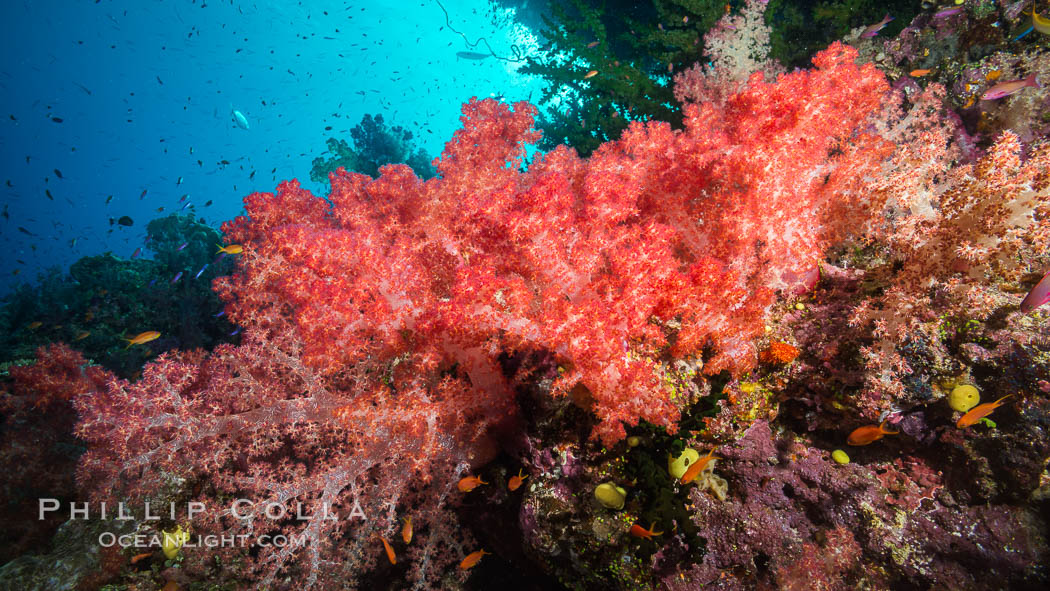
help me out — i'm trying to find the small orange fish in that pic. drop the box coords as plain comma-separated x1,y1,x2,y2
74,330,91,341
26,321,43,330
129,551,152,564
457,475,487,492
508,468,527,491
963,97,975,109
459,549,490,570
125,330,161,349
583,70,598,79
680,448,719,485
985,70,1001,81
216,244,243,255
909,69,931,77
957,395,1013,428
401,516,412,544
586,41,599,48
629,522,663,540
847,421,898,446
380,537,396,565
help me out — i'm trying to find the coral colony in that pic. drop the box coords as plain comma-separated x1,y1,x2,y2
2,1,1050,590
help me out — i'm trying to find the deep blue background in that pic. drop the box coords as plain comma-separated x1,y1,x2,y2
0,0,543,294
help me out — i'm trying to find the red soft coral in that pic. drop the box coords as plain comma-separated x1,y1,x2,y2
215,44,892,445
0,344,109,563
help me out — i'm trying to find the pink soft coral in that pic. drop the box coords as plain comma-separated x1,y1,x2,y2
75,330,500,589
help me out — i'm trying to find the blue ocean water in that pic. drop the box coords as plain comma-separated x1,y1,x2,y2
0,0,543,294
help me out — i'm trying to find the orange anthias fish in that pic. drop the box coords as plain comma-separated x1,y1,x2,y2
74,330,91,341
129,551,153,564
847,421,898,446
401,516,412,544
629,522,663,540
508,468,527,491
459,549,490,570
680,448,719,485
457,475,487,492
125,331,161,349
380,537,396,565
957,395,1013,428
909,69,931,77
216,244,243,255
583,70,598,79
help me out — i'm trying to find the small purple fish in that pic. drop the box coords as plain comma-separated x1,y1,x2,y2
1020,270,1050,313
860,14,894,38
177,242,188,251
148,278,157,287
214,310,226,317
180,201,192,211
214,252,227,263
230,327,242,336
171,271,183,284
195,264,209,279
131,247,141,259
981,74,1040,100
932,7,963,19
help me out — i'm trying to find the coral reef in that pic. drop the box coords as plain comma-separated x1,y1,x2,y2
850,0,1050,148
5,4,1050,590
309,113,435,184
0,214,235,378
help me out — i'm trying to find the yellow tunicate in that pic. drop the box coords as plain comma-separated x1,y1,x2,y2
949,384,980,412
626,436,641,447
161,525,190,560
832,449,850,464
668,448,700,480
594,482,627,510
